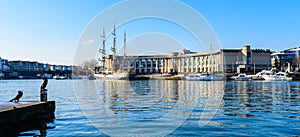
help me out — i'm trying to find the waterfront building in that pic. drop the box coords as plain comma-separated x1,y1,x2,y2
271,47,300,72
1,59,9,71
0,57,2,71
9,61,44,72
105,45,271,74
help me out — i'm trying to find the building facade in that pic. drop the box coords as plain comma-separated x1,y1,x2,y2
103,45,272,74
271,47,300,72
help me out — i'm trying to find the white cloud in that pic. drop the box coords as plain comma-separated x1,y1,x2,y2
82,39,95,46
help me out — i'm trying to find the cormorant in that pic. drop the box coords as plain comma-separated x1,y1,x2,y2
9,91,23,102
40,78,48,90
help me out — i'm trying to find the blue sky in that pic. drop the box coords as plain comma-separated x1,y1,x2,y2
0,0,299,65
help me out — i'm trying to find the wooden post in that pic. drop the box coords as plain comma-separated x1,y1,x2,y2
40,89,47,102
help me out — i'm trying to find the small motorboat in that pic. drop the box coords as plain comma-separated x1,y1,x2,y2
230,73,252,81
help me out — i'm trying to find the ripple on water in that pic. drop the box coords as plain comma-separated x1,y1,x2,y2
0,80,299,136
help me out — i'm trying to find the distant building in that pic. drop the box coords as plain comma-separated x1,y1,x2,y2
222,45,272,73
0,57,2,71
102,45,272,74
2,59,9,71
271,47,300,72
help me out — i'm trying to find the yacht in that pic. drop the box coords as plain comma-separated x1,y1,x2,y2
185,73,223,81
262,71,292,81
230,73,252,81
250,70,273,80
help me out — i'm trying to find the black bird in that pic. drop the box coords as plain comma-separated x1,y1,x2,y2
9,91,23,102
40,78,48,90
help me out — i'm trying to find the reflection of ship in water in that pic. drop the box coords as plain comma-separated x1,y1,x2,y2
102,80,181,115
94,26,134,80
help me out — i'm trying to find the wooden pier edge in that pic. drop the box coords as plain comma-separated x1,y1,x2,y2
0,101,55,129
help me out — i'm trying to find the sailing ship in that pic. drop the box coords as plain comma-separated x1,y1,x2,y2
94,26,133,80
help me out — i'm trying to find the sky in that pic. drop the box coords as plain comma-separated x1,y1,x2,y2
0,0,300,65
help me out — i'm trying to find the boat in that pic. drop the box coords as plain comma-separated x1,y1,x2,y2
230,73,252,81
53,75,67,80
94,27,133,80
88,74,96,80
185,73,223,81
185,73,211,81
52,75,62,80
248,69,274,80
262,71,292,81
185,45,224,81
95,71,131,80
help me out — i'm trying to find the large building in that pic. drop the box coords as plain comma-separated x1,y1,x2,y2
103,45,272,74
271,47,300,72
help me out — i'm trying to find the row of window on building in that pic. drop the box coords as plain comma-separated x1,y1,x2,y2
104,45,300,74
0,59,72,72
105,45,273,74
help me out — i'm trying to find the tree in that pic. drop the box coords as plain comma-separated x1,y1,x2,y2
81,59,98,75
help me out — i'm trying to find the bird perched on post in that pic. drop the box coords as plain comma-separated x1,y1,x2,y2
9,91,23,102
40,77,48,90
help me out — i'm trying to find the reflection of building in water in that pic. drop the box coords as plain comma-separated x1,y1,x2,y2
104,45,271,74
100,80,224,122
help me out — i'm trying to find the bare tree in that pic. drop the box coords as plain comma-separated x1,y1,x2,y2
82,59,98,75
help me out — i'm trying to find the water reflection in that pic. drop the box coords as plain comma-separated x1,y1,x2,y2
0,118,55,137
74,80,225,136
1,80,298,136
222,81,300,119
130,81,151,95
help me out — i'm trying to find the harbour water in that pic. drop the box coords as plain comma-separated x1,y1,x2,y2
0,80,299,136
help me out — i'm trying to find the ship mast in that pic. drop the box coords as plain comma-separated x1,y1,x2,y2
123,30,126,70
111,26,117,57
111,26,117,72
100,29,106,74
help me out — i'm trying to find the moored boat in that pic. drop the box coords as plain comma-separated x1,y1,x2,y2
249,69,273,80
185,73,223,81
52,75,61,80
262,71,292,81
94,27,132,80
230,73,252,81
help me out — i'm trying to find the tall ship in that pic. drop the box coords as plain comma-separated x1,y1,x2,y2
94,26,133,80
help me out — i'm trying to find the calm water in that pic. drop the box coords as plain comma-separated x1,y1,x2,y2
0,80,299,136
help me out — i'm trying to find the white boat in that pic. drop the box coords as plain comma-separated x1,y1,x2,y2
230,73,252,81
248,69,274,80
53,75,62,80
95,71,130,80
262,71,292,81
53,75,67,80
185,73,223,81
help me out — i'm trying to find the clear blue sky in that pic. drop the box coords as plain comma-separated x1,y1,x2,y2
0,0,299,65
